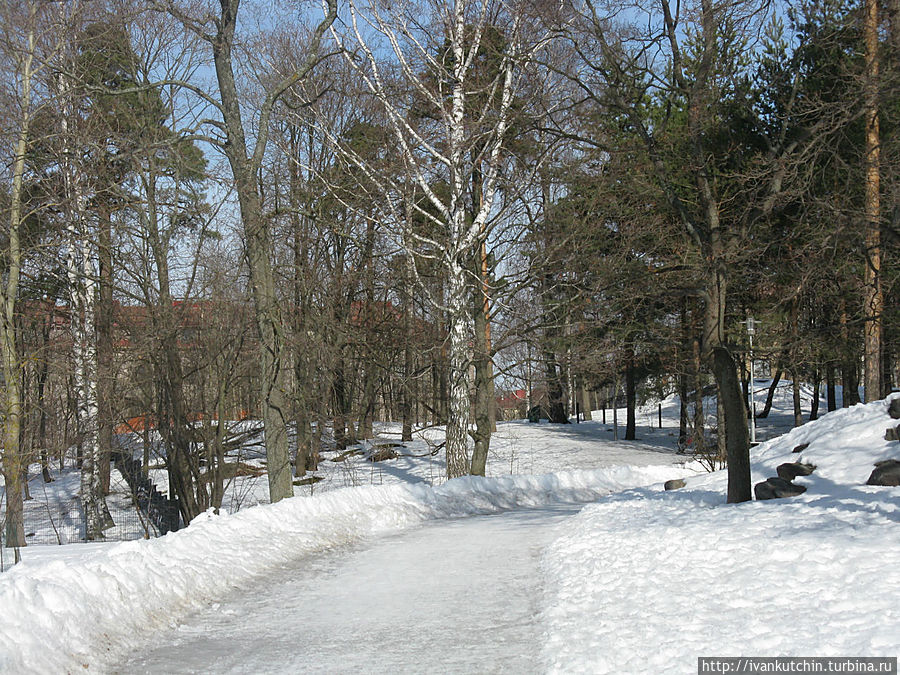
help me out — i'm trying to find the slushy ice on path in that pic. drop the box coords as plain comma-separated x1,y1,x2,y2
120,503,582,674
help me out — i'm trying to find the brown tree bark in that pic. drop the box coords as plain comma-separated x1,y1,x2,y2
863,0,884,402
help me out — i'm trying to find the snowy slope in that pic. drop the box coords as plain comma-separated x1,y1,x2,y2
542,396,900,674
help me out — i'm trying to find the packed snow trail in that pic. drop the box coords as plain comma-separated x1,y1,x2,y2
1,465,694,673
120,503,582,674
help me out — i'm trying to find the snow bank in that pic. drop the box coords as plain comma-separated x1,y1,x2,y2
542,397,900,674
0,464,688,673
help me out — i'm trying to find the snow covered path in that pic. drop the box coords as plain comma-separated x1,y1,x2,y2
119,504,581,673
120,503,581,674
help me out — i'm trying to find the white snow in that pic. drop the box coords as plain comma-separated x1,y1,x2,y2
2,383,899,674
542,395,900,674
120,502,588,674
0,464,690,673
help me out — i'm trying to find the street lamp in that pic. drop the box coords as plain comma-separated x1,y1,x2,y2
742,316,758,445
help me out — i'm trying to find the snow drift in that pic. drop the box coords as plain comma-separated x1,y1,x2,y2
0,464,686,673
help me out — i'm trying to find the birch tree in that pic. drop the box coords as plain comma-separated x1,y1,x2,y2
55,10,116,540
328,0,541,477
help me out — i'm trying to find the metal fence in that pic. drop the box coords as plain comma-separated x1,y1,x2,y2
1,483,164,547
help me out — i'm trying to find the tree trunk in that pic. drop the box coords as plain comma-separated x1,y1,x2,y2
332,354,348,451
36,310,53,484
288,126,310,478
692,332,705,452
840,304,861,406
702,262,750,502
96,207,114,529
545,355,569,423
580,379,593,421
1,12,33,552
863,0,884,402
758,369,782,418
826,363,837,411
401,297,413,443
716,387,727,465
678,298,689,447
470,255,491,476
711,347,751,503
59,66,105,540
809,369,821,421
144,161,203,522
624,350,636,440
790,297,803,428
358,218,377,440
445,261,471,477
211,15,293,503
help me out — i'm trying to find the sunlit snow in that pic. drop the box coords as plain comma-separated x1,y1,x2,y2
1,383,898,674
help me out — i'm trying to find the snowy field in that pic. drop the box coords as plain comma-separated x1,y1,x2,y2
1,382,898,673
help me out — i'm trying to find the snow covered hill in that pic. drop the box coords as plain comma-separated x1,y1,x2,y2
543,395,900,673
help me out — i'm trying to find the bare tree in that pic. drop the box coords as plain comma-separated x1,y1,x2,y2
0,0,39,554
157,0,337,502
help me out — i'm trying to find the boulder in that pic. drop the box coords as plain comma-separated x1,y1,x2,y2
776,462,816,481
664,478,686,490
792,442,810,454
889,398,900,419
866,459,900,486
885,426,900,442
754,476,808,500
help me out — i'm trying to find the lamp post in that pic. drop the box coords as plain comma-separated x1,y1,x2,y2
743,316,758,444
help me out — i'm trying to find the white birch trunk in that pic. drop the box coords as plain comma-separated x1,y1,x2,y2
445,258,472,477
59,70,104,540
334,0,525,479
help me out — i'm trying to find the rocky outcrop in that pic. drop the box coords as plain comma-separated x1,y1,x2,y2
756,460,815,501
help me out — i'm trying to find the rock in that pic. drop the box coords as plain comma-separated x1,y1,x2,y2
754,476,808,500
866,459,900,486
776,462,816,481
792,442,810,454
889,398,900,419
885,426,900,442
664,478,686,490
